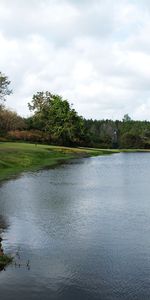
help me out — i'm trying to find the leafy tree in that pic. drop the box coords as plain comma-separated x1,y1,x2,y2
28,92,85,146
0,108,25,134
0,72,12,106
123,114,132,122
120,132,143,148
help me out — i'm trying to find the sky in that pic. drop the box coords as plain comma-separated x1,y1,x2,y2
0,0,150,120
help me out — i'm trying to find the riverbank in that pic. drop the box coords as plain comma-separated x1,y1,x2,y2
1,142,149,182
0,142,119,182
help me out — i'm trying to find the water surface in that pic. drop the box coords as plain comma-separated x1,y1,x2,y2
0,153,150,299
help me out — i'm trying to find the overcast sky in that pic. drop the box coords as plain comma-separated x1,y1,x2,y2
1,0,150,120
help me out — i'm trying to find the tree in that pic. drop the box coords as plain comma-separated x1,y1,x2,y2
0,72,12,106
123,114,131,122
120,132,143,148
28,92,85,146
0,108,25,134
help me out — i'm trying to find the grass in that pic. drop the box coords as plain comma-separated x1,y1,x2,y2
0,142,149,182
0,142,118,181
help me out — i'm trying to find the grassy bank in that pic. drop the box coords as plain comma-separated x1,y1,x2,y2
0,142,118,181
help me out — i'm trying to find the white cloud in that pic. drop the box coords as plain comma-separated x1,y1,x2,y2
0,0,150,120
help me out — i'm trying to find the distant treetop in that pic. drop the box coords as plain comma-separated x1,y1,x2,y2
0,72,12,106
123,114,132,122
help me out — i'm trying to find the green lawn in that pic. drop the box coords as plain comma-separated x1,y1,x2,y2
0,142,119,181
0,142,149,182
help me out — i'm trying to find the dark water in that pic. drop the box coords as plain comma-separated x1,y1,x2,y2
0,153,150,300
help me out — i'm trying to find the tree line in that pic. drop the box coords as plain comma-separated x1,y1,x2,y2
0,71,150,149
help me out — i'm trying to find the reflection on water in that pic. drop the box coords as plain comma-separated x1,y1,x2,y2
0,215,9,271
0,153,150,299
0,215,8,231
0,237,4,271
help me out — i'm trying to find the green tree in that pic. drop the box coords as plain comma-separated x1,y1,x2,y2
0,72,12,106
120,132,143,148
28,92,85,146
123,114,132,122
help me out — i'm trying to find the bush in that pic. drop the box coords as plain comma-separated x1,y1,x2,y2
7,130,51,143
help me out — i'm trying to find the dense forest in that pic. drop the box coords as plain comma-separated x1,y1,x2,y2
0,71,150,149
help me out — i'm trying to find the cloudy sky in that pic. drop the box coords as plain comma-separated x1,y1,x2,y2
1,0,150,120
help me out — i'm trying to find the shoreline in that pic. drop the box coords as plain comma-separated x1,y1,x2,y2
0,142,118,182
0,142,149,183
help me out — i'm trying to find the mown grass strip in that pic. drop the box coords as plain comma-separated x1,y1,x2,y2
0,142,118,181
0,142,149,182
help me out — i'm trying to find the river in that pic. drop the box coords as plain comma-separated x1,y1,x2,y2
0,153,150,300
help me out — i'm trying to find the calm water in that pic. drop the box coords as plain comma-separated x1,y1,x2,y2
0,153,150,300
